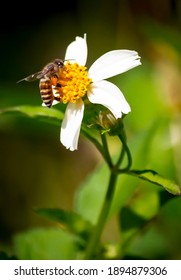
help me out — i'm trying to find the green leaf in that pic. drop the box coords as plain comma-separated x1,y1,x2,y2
158,190,174,207
129,169,181,196
14,228,77,260
75,163,109,225
156,197,181,257
123,226,169,260
34,208,92,239
0,105,63,125
120,207,147,232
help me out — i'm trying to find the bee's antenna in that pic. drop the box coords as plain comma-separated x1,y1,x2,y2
63,59,75,62
17,78,25,83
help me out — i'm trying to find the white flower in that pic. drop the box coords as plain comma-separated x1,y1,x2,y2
55,34,141,151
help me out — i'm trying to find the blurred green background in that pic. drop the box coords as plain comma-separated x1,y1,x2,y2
0,0,181,259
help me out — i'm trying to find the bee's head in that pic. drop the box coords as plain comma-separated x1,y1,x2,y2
54,59,64,68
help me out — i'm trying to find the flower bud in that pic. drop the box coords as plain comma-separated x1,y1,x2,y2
97,110,124,135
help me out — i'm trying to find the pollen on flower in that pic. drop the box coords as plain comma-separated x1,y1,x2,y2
57,62,92,104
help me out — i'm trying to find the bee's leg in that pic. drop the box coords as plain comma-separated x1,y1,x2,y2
50,75,58,86
53,87,62,103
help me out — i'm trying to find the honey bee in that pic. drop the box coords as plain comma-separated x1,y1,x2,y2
17,59,64,108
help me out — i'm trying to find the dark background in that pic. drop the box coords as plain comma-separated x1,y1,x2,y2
0,0,181,259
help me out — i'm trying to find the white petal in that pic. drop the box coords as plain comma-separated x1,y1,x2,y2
87,80,131,118
89,50,141,82
64,34,87,66
60,100,84,151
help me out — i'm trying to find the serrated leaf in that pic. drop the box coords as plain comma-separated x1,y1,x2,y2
129,169,181,195
0,105,63,124
34,208,92,239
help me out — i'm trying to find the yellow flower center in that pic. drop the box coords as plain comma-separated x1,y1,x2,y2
57,62,92,104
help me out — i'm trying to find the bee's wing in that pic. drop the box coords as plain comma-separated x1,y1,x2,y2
17,63,57,83
40,63,57,77
17,71,43,83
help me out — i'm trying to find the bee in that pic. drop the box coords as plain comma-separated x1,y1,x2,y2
17,59,64,108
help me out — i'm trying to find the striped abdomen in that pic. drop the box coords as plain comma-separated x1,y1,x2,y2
39,77,54,108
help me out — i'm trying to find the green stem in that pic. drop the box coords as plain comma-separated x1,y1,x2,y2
82,128,114,168
116,145,125,168
81,128,105,158
84,170,118,259
100,133,113,168
118,134,132,172
83,124,132,259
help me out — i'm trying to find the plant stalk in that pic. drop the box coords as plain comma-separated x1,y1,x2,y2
84,170,118,259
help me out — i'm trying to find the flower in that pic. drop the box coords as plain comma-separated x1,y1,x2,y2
52,34,141,151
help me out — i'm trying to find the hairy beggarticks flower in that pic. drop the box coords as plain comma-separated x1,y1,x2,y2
52,34,141,151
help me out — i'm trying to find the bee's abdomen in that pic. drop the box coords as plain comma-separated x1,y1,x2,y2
39,78,53,108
